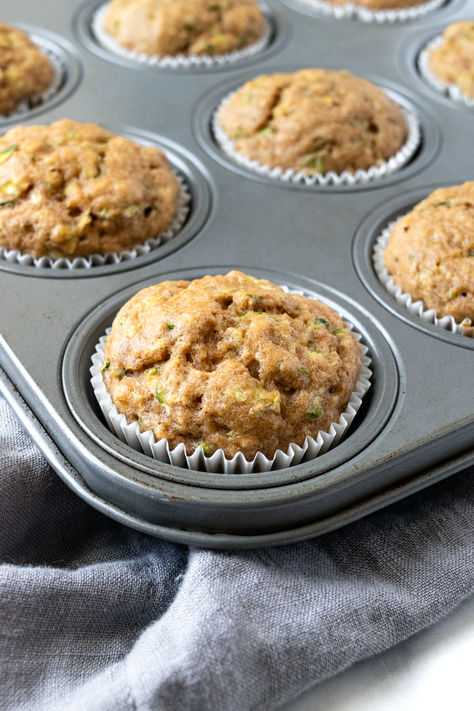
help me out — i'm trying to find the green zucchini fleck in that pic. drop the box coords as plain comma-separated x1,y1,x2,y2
101,361,110,372
0,144,18,165
313,317,330,328
167,323,175,330
305,408,320,420
117,368,133,379
0,199,15,207
333,328,345,335
298,366,309,374
433,201,451,208
305,153,324,173
155,385,164,404
200,442,211,456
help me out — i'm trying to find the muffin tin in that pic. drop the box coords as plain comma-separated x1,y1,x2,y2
1,0,473,548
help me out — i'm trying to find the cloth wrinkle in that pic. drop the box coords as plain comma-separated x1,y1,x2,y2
0,396,473,711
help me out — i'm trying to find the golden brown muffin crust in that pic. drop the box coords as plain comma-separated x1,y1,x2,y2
0,23,55,116
0,119,180,259
383,182,474,325
217,69,407,175
103,0,265,56
429,21,474,99
103,271,362,459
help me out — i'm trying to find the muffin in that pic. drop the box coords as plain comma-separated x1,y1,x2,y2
102,271,362,460
383,182,474,324
0,119,180,260
216,69,408,176
318,0,428,9
428,21,474,99
103,0,265,57
0,23,55,116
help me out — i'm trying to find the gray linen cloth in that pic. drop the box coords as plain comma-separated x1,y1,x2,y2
1,395,473,711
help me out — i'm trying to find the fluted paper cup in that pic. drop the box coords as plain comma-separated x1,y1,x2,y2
373,218,473,337
90,287,373,474
213,90,420,187
295,0,445,23
92,2,272,69
0,174,190,269
418,36,474,109
0,44,64,122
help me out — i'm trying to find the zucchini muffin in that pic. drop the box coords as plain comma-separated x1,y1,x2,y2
384,182,474,323
428,21,474,99
216,69,408,175
0,119,180,260
102,271,362,460
0,23,55,116
319,0,428,9
103,0,265,57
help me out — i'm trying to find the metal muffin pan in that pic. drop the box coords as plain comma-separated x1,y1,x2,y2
1,0,473,548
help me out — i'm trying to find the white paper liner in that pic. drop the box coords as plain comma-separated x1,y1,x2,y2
0,175,190,269
0,43,64,121
295,0,445,23
92,2,272,69
418,35,474,109
90,287,372,474
213,90,421,186
373,218,473,336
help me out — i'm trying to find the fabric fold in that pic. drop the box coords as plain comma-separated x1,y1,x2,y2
0,396,473,711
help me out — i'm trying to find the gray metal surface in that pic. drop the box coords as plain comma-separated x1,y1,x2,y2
1,0,473,548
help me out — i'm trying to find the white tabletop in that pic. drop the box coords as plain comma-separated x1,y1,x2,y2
281,594,474,711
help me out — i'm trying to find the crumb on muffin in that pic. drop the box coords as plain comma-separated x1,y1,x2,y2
0,119,180,260
383,182,474,325
102,271,362,460
216,69,408,175
428,21,474,99
103,0,265,57
0,23,55,116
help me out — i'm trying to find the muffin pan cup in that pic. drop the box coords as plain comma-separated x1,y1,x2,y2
91,1,274,70
0,174,191,270
373,219,473,337
0,42,64,121
0,23,82,126
213,89,421,187
89,299,373,474
418,35,474,109
1,0,473,548
287,0,446,23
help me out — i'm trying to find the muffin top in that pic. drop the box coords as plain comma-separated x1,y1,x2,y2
0,119,180,260
383,182,474,325
216,69,407,175
320,0,426,9
103,0,265,57
429,21,474,99
0,23,55,116
103,271,362,460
